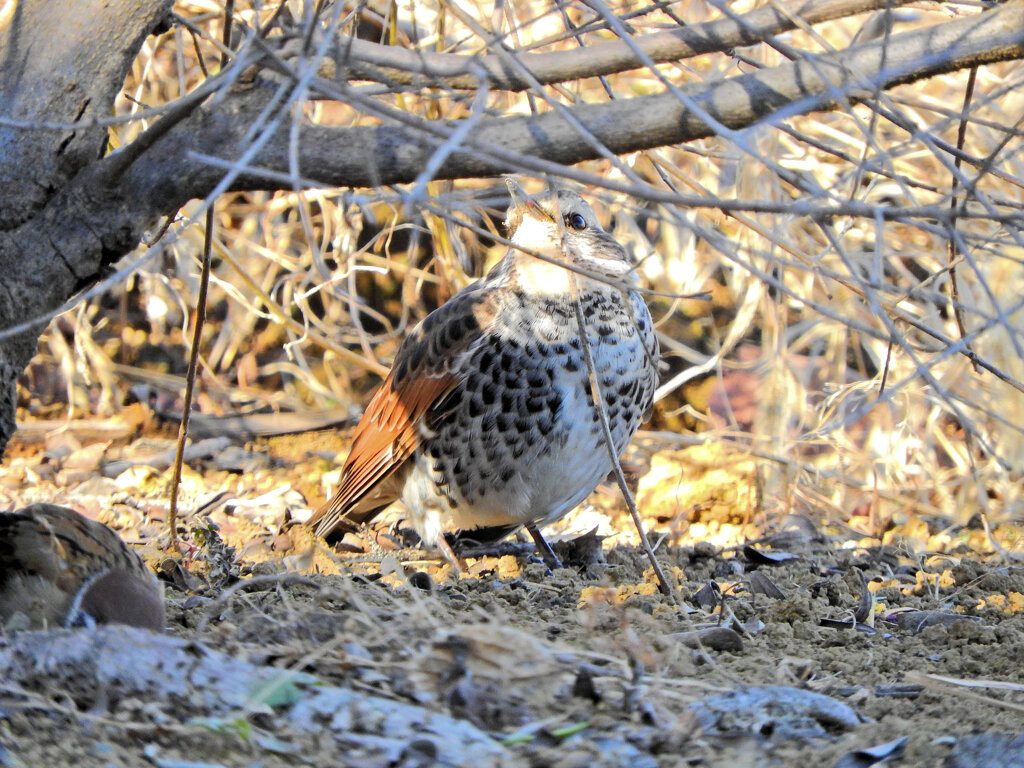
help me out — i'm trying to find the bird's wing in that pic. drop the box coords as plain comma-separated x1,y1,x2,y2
0,509,65,588
0,504,145,590
310,285,493,540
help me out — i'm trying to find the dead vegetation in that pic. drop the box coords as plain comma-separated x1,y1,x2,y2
22,0,1023,543
3,0,1024,765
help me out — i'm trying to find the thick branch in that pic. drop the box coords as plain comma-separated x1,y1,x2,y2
120,0,1024,204
330,0,909,90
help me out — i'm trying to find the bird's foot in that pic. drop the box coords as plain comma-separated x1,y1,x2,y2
525,523,563,571
435,535,466,575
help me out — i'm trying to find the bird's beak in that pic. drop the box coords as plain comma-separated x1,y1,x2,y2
505,178,555,223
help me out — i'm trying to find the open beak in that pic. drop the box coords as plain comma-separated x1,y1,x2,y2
505,178,555,223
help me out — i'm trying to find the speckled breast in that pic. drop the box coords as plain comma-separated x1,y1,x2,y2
422,285,658,528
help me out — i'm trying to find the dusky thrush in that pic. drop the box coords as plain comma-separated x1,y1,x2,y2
309,181,659,569
0,503,165,631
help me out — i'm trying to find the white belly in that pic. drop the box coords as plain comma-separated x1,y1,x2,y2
401,324,652,546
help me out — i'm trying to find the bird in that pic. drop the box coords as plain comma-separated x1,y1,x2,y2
308,180,659,570
0,503,165,631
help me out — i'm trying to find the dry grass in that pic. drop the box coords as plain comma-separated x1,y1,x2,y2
28,0,1024,546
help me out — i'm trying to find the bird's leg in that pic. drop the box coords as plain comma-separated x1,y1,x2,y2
435,535,464,575
525,523,563,571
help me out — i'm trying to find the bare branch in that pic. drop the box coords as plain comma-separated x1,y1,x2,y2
328,0,909,90
118,1,1024,205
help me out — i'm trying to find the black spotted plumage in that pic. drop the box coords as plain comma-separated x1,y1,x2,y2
309,182,659,570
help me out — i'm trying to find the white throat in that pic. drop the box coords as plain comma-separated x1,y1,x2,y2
510,215,560,253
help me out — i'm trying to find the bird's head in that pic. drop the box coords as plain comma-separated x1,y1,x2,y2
504,179,636,282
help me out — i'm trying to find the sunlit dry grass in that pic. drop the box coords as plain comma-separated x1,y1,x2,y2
31,0,1024,548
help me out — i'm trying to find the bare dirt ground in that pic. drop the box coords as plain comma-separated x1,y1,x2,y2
2,421,1024,767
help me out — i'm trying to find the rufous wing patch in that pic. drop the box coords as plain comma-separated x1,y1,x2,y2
312,369,459,538
310,282,491,540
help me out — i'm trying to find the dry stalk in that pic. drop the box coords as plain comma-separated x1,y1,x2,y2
169,1,236,553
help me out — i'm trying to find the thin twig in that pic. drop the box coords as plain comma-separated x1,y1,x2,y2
948,67,978,371
167,213,213,553
168,1,235,553
567,275,673,599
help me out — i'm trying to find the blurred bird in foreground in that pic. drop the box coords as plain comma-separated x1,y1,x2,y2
309,180,659,570
0,503,164,631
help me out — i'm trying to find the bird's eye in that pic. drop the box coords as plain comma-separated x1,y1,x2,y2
566,212,587,230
